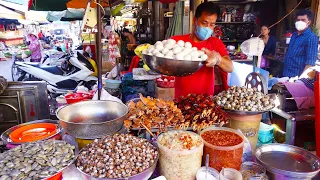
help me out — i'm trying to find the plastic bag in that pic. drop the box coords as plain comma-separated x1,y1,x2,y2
237,129,253,162
92,88,123,104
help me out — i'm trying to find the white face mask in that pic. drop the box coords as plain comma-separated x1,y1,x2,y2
295,21,308,31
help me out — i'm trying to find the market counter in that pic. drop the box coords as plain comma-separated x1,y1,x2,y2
0,37,23,45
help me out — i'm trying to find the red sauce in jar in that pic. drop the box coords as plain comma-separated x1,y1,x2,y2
201,130,244,171
201,130,243,146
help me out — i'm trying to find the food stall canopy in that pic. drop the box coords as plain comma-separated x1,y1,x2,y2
27,0,109,11
24,10,49,23
46,8,85,21
0,5,24,20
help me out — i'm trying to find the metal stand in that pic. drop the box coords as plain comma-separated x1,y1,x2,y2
96,0,102,100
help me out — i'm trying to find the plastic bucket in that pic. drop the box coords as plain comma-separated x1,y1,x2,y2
157,130,204,180
258,122,274,144
227,113,262,152
200,127,244,171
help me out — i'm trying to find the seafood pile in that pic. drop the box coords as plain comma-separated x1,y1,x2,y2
124,94,184,132
214,86,275,112
0,140,75,180
76,134,158,179
174,94,227,131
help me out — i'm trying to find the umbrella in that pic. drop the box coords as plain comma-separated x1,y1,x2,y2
28,0,109,11
0,5,24,20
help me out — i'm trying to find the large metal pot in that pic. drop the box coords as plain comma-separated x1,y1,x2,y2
255,144,320,180
56,100,128,139
143,54,204,76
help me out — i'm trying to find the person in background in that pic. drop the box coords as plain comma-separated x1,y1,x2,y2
28,33,42,62
283,10,319,78
260,25,276,56
122,28,136,45
170,2,233,97
38,30,44,40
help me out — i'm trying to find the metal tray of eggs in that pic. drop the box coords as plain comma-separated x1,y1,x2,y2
142,39,207,76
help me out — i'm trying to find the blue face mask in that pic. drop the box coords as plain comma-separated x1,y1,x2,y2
195,23,213,41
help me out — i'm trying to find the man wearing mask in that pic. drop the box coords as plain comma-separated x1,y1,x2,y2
170,2,233,97
283,10,319,78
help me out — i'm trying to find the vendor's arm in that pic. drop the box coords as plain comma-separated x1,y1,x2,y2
202,48,234,73
301,35,318,76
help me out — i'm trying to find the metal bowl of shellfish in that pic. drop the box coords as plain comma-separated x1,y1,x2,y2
0,140,76,180
75,135,159,180
56,100,129,139
143,54,205,77
1,119,62,146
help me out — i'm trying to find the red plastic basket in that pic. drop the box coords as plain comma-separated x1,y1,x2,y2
156,76,175,88
65,93,93,104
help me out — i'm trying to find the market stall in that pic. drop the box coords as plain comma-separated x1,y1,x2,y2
1,35,320,180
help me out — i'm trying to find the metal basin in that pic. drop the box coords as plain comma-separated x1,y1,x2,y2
255,144,320,180
56,100,128,139
76,146,158,180
143,54,204,76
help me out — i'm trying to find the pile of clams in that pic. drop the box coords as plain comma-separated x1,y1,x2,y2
214,86,275,112
0,140,75,180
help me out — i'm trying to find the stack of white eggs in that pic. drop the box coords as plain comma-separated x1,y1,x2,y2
142,39,208,61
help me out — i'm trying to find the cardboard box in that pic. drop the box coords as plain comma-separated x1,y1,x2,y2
155,86,175,101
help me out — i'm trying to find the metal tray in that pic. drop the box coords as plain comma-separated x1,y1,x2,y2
223,106,275,115
1,119,61,145
255,144,320,179
143,54,205,76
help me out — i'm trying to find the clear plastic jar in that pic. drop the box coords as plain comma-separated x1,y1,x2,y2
157,130,204,180
240,161,268,180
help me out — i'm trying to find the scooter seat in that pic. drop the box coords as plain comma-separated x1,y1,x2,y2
23,62,40,67
39,66,64,75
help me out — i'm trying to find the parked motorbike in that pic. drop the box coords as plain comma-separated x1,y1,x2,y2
12,51,97,94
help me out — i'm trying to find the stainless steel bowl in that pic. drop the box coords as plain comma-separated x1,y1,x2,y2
255,144,320,180
143,54,204,76
56,100,129,139
1,119,62,146
76,145,158,180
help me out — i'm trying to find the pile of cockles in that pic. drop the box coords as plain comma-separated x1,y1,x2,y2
142,39,208,61
214,86,275,112
76,134,158,179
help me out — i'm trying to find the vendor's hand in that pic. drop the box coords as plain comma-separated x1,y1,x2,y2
201,48,222,67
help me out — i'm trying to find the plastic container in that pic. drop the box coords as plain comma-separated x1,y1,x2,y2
65,93,93,104
156,76,175,88
227,113,262,152
240,161,268,180
258,122,274,144
196,167,219,180
157,130,204,180
200,127,244,171
56,95,67,107
219,168,243,180
105,79,121,89
9,123,57,143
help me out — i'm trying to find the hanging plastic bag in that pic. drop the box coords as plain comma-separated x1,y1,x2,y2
237,129,253,162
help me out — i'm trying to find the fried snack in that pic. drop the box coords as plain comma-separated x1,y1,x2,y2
124,94,184,133
174,94,227,131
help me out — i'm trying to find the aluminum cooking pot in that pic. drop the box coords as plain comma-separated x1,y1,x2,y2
56,100,128,139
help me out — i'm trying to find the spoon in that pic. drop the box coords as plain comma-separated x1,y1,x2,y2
206,154,209,179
